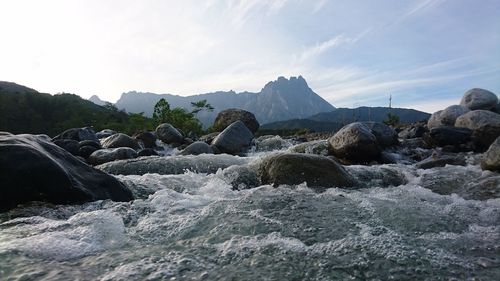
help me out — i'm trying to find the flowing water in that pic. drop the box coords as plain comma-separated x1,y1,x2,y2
1,142,499,280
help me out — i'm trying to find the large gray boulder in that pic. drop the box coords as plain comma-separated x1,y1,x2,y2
133,131,157,148
427,105,470,129
362,122,398,147
88,147,138,166
455,110,500,149
101,133,139,149
179,141,214,156
259,153,356,188
53,127,98,142
460,88,498,110
213,109,260,133
156,123,184,144
0,133,133,212
211,121,254,155
328,122,381,163
96,129,116,139
481,137,500,172
427,126,472,147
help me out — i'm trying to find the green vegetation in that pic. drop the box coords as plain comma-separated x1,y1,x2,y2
383,113,400,127
152,98,213,135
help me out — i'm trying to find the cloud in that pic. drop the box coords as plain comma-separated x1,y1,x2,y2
225,0,289,29
297,35,355,62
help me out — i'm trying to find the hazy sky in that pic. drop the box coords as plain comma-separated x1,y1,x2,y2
0,0,499,112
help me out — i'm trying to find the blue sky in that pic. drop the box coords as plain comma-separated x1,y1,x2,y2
0,0,498,113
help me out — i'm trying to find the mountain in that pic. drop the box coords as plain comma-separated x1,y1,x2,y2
89,95,108,106
0,81,38,94
261,107,430,133
115,76,335,126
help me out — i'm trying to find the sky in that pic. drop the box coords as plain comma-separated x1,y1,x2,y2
0,0,499,113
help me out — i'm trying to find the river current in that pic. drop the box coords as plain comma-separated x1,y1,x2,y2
1,140,499,280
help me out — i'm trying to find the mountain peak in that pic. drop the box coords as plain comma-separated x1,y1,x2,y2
88,95,108,106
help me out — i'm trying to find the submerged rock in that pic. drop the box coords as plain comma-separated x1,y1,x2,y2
211,121,254,155
179,141,214,155
102,133,140,150
328,122,381,163
259,153,356,188
0,133,133,211
481,137,500,172
96,154,248,175
460,88,498,110
155,123,184,145
88,147,138,165
213,108,260,133
219,165,261,190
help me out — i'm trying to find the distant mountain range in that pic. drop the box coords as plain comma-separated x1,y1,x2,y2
262,107,430,132
88,95,108,106
110,76,335,126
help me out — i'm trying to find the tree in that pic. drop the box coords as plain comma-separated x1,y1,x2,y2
191,99,214,114
383,113,400,127
153,98,171,124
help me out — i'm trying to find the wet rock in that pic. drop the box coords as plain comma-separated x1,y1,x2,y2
220,165,261,190
345,165,408,187
461,175,500,200
137,148,159,157
256,136,290,152
328,122,381,163
96,129,116,139
426,126,472,147
199,132,220,144
96,154,248,176
398,123,428,139
455,110,500,149
179,141,214,155
155,123,184,144
415,153,466,169
0,134,133,212
211,121,254,155
481,137,500,172
400,137,428,149
101,133,139,150
78,145,98,159
260,153,356,188
53,127,99,142
88,147,138,165
460,88,498,110
362,122,398,147
133,131,157,148
213,108,260,133
78,140,102,149
289,140,329,156
53,139,79,155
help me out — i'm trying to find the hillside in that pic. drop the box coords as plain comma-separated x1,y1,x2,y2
0,81,38,94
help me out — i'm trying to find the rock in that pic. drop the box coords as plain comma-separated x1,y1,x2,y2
426,126,472,147
199,132,220,144
78,145,98,159
455,110,500,149
96,129,116,139
53,139,79,155
398,123,428,139
289,140,329,156
179,141,214,155
101,133,139,149
133,131,157,148
259,153,356,188
211,121,254,155
460,88,498,110
155,123,184,144
481,137,500,172
328,122,381,163
428,105,470,129
415,153,466,169
213,108,260,133
256,136,290,151
0,134,133,212
53,127,99,142
493,102,500,114
220,165,261,190
96,154,248,176
88,147,138,165
362,122,398,147
137,148,159,157
78,140,102,149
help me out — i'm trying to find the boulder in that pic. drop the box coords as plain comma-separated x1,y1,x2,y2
137,148,159,157
362,122,398,147
220,165,261,190
213,108,260,133
328,122,381,163
398,123,427,139
53,139,79,155
179,141,214,155
53,127,99,142
133,131,157,148
0,133,133,212
428,105,470,129
78,140,102,149
199,132,220,144
78,145,98,159
415,154,466,169
256,136,290,151
427,126,472,147
211,121,254,155
481,137,500,172
155,123,184,144
455,110,500,149
460,88,498,110
96,129,116,139
88,147,138,165
289,140,329,156
101,133,139,149
259,153,356,188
